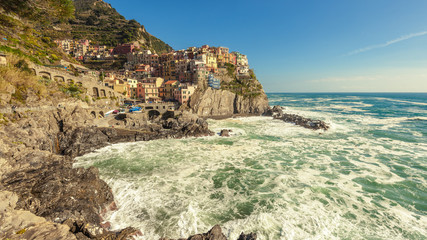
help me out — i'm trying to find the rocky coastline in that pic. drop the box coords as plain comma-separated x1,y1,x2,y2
0,105,218,239
0,96,328,240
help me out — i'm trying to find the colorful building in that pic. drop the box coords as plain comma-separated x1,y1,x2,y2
208,74,220,89
174,84,196,104
164,80,179,101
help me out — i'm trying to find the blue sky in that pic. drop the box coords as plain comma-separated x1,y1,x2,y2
105,0,427,92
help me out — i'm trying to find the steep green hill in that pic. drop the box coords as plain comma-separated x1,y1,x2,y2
70,0,173,53
0,0,76,65
0,0,172,67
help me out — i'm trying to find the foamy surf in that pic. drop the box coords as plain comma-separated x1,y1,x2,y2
74,93,427,240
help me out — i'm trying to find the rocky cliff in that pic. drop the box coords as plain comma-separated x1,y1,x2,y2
189,87,270,118
189,71,270,119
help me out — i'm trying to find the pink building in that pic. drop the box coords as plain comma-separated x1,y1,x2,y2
174,84,196,104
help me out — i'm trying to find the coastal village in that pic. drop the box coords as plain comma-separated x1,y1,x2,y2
53,39,251,106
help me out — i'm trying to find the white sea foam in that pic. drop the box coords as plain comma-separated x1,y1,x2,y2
74,103,427,240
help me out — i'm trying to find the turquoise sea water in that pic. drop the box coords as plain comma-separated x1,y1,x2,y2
74,93,427,240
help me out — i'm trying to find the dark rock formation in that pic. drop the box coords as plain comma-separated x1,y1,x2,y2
159,225,257,240
219,129,232,137
267,105,329,130
187,225,226,240
59,111,213,158
237,232,257,240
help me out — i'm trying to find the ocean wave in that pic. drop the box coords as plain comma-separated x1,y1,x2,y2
74,94,427,239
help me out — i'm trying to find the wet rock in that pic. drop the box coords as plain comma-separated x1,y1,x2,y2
268,105,329,130
219,129,232,137
237,232,257,240
275,113,329,130
63,218,141,240
187,225,227,240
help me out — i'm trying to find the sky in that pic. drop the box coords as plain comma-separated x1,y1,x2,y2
104,0,427,92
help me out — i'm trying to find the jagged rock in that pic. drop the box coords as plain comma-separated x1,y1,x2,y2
63,218,141,240
0,190,77,240
266,105,329,130
187,225,227,240
219,129,232,137
276,113,329,131
264,105,283,117
1,163,114,227
237,232,257,240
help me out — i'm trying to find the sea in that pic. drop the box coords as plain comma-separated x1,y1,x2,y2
74,93,427,240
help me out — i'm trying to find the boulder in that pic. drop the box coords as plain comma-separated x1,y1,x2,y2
219,129,232,137
237,232,257,240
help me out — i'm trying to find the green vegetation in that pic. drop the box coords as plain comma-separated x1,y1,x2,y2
0,55,51,105
149,35,173,54
224,63,236,77
0,113,9,125
60,82,84,99
16,228,26,234
0,45,41,64
0,0,74,23
249,69,257,80
70,0,172,53
220,72,263,99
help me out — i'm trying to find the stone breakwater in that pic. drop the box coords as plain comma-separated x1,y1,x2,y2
266,105,330,130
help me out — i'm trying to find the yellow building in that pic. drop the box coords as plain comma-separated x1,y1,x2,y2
113,79,129,98
206,53,217,70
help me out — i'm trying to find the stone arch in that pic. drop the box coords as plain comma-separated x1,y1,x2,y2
31,68,36,75
99,111,104,118
67,79,74,84
90,111,96,119
148,110,160,120
93,87,99,98
39,71,51,80
76,82,83,86
53,75,65,82
100,89,106,97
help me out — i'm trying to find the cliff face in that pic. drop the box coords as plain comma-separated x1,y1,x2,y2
189,81,270,118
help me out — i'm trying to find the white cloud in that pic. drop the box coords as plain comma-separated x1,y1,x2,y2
347,31,427,56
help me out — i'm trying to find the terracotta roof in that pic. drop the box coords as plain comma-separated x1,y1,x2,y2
165,80,178,85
